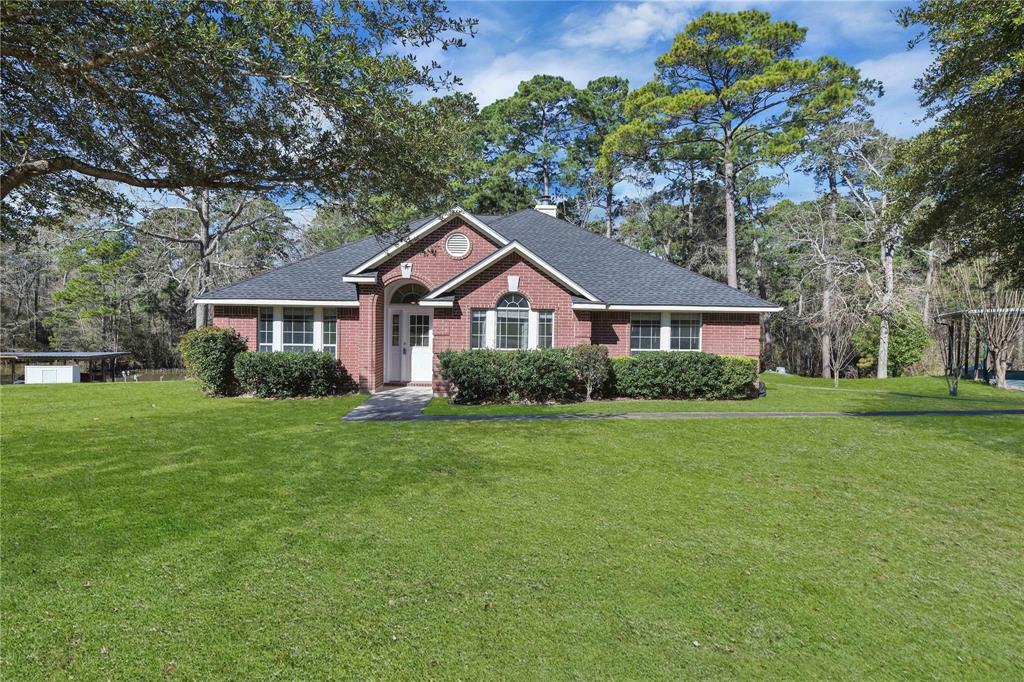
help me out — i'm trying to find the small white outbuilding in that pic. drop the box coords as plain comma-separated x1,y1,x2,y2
25,364,81,384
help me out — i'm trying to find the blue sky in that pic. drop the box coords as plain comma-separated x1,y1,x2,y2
429,0,934,201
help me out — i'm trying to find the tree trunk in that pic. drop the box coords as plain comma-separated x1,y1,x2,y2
923,240,937,326
821,171,838,379
194,190,212,329
687,164,696,237
723,156,737,288
821,263,833,379
990,346,1008,388
877,237,895,379
604,182,613,238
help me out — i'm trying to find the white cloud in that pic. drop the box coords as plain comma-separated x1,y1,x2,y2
795,1,903,51
562,1,691,51
856,48,933,137
458,47,655,106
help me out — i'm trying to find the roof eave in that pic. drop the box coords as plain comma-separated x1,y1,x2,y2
195,298,360,307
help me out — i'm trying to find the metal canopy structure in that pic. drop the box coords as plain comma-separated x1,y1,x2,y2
935,308,1024,382
0,351,130,383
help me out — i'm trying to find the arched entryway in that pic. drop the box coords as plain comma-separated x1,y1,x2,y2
383,280,433,383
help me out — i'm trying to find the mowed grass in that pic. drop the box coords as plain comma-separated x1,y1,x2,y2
2,381,1023,679
424,372,1024,415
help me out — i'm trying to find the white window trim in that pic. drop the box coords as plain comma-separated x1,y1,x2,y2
475,306,555,351
485,310,497,348
313,307,324,352
272,306,283,351
630,311,703,352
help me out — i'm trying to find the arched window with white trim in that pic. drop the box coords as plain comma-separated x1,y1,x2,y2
390,282,427,305
495,293,529,349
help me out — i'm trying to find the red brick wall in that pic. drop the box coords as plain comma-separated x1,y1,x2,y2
212,306,258,351
376,217,501,289
355,217,506,390
591,311,631,356
336,307,360,384
701,312,761,358
428,253,587,393
589,311,761,359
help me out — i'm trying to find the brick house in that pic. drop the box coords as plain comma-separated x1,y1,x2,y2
198,203,781,394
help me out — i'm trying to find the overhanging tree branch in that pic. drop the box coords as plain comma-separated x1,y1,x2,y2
0,156,277,199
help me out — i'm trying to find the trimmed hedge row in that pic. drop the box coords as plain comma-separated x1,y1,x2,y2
437,348,580,403
439,346,758,404
611,352,758,400
234,351,351,398
178,327,353,398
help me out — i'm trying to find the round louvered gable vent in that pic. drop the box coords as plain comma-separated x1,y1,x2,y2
445,232,471,258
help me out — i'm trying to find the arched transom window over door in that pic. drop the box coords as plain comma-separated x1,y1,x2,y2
390,283,427,305
496,293,529,349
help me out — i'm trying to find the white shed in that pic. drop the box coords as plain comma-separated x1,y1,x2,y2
25,364,81,384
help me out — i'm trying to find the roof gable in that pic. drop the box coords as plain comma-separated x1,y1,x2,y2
423,241,600,303
346,206,507,276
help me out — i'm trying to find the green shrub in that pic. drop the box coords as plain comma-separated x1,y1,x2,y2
854,313,931,376
569,344,612,400
234,351,351,398
612,352,758,400
441,348,759,404
439,348,577,403
178,326,248,396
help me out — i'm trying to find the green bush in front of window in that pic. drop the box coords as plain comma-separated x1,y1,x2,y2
234,351,352,398
611,352,759,400
439,348,579,403
178,326,249,396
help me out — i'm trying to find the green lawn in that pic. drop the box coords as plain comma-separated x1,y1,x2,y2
2,380,1023,679
424,372,1024,415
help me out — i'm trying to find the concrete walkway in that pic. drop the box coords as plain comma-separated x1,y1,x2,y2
343,385,433,422
417,408,1024,422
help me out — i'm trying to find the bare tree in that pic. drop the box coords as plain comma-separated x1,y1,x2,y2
782,199,865,383
134,190,292,327
821,288,866,388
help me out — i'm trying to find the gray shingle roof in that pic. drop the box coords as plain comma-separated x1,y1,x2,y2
202,209,777,309
488,210,776,308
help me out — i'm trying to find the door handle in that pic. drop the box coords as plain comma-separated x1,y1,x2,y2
403,347,407,355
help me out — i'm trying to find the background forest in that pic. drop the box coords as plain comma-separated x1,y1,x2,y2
2,1,1021,382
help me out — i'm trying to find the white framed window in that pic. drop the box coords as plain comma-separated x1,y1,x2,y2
495,293,529,350
630,313,661,352
258,307,273,352
322,308,337,358
670,313,700,351
470,295,556,350
630,312,703,352
470,309,487,349
537,311,554,348
283,307,314,352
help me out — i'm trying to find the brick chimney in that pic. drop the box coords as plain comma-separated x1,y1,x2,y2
534,195,558,218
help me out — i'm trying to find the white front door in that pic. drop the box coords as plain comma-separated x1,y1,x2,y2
386,307,432,383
